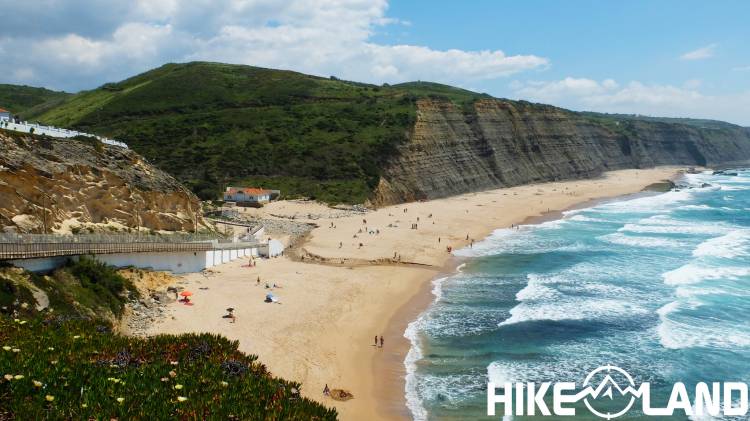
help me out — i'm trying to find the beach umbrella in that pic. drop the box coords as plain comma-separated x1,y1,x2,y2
180,291,193,297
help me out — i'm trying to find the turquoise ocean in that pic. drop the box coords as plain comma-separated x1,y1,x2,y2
405,169,750,420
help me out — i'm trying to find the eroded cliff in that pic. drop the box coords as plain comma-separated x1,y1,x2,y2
372,99,750,205
0,131,207,233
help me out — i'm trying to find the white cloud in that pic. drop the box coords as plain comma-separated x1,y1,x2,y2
680,44,717,61
511,77,750,126
0,0,548,91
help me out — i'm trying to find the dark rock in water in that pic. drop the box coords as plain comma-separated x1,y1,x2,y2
725,172,738,176
713,170,725,175
644,180,676,192
701,183,712,188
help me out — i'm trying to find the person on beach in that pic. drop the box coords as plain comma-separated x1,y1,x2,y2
339,241,343,248
374,335,378,346
257,276,261,286
379,336,384,348
323,384,330,396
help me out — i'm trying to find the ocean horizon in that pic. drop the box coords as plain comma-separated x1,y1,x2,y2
405,169,750,420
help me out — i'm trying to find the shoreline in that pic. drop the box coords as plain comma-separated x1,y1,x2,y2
144,167,685,421
382,169,687,421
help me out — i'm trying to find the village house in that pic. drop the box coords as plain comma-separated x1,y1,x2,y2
224,187,274,205
0,108,10,121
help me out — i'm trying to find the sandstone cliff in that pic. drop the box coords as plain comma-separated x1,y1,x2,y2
0,131,207,233
372,99,750,205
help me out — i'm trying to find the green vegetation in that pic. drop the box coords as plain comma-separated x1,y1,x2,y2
0,256,138,319
580,111,743,131
0,261,336,419
0,318,336,419
0,84,70,114
25,62,424,203
21,61,740,203
392,81,491,104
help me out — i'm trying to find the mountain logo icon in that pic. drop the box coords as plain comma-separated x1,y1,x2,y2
581,365,640,420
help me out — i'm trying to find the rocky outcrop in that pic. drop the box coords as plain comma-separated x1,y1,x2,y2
372,99,750,205
0,131,207,233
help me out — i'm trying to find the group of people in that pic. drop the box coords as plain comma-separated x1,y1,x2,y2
374,335,384,348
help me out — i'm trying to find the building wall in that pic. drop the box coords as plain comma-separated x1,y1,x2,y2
95,251,206,273
10,245,262,274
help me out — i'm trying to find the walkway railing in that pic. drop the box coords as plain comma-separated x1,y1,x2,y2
0,233,263,260
0,233,221,244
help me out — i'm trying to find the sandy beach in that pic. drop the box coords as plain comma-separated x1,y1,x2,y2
147,167,683,420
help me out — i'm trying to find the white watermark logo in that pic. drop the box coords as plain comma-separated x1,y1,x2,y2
488,365,748,419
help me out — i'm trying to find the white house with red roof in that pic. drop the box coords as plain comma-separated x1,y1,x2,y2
0,108,10,121
224,187,272,204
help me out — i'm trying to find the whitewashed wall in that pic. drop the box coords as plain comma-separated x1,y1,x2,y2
11,246,262,274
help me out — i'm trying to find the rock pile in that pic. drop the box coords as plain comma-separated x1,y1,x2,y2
125,290,175,335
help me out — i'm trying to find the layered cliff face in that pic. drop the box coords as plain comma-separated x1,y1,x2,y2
371,99,750,205
0,131,206,234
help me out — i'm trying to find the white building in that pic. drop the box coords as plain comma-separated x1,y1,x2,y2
224,187,272,204
0,108,10,121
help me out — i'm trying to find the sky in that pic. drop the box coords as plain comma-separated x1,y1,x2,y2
1,0,748,125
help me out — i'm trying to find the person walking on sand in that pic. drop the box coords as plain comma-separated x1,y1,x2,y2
257,276,261,286
379,336,384,348
323,384,330,396
374,335,378,346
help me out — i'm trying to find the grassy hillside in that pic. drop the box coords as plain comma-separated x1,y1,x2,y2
0,260,336,419
24,62,498,203
24,62,429,203
0,84,70,115
21,61,746,203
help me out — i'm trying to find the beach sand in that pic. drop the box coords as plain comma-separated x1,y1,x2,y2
147,167,683,420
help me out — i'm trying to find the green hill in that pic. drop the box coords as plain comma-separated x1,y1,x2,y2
0,84,70,115
18,62,749,204
22,62,488,203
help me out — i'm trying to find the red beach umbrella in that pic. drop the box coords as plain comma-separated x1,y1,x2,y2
179,291,193,297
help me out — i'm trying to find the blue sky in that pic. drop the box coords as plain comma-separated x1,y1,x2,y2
378,1,749,92
0,0,748,124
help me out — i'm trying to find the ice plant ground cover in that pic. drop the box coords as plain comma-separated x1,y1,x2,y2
0,316,336,419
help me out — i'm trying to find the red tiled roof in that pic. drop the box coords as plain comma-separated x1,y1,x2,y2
226,187,269,196
0,108,9,113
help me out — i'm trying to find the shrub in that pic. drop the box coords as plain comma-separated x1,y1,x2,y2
0,316,337,419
